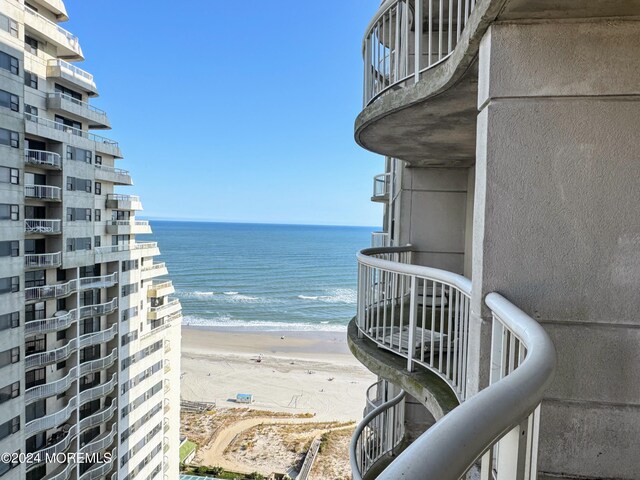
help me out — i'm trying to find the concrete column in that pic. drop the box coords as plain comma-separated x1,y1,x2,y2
397,166,470,275
473,20,640,480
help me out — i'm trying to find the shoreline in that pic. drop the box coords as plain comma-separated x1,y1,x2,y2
180,325,375,421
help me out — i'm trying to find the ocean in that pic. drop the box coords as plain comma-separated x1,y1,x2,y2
147,221,373,332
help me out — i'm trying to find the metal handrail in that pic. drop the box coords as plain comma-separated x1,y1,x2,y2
25,219,62,234
78,449,116,480
373,293,557,479
25,149,61,168
373,173,390,198
142,262,166,272
48,58,93,81
78,298,118,319
25,252,62,268
31,425,77,461
79,400,117,432
25,6,79,50
106,193,139,202
25,273,118,302
25,396,77,435
95,242,156,255
25,113,117,146
25,338,77,368
95,164,130,176
48,92,105,115
79,348,117,376
79,373,117,404
78,323,117,349
149,298,180,313
350,388,406,480
362,0,478,105
25,310,76,334
25,184,62,200
79,424,116,456
25,366,78,403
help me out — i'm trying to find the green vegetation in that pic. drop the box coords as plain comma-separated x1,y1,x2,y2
179,440,197,463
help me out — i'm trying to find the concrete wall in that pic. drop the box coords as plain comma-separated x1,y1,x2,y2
472,20,640,480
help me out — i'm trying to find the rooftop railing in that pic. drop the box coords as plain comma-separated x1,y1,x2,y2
352,246,557,479
25,149,62,169
363,0,478,105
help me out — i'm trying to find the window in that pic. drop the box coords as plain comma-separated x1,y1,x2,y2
0,381,19,404
0,90,18,112
25,104,37,117
25,368,45,390
0,51,18,75
95,182,101,195
66,208,92,222
122,260,139,272
0,312,18,331
0,241,18,257
0,347,19,368
121,306,138,322
95,155,102,165
66,237,91,252
24,71,37,89
0,128,19,148
0,14,18,38
0,204,18,220
0,449,19,476
95,209,101,221
0,416,19,442
56,330,66,341
0,167,18,184
25,302,45,322
121,283,139,297
24,270,45,288
24,35,38,54
0,277,18,294
94,236,101,247
66,177,91,193
66,146,92,163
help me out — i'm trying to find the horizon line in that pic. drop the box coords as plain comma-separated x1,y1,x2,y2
139,217,381,229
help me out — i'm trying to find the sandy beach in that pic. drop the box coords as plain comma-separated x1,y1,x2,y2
181,326,376,422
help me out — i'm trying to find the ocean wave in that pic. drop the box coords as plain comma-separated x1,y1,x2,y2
179,290,265,303
181,315,347,332
297,288,357,304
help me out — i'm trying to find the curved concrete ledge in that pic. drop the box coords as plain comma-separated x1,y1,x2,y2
355,0,508,166
347,318,458,420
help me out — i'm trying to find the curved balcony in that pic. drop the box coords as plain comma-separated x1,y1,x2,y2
148,298,181,321
79,373,117,404
351,387,406,479
25,219,62,235
79,449,116,480
48,461,76,480
80,348,117,376
78,298,118,319
24,5,82,59
25,272,118,302
26,310,75,335
356,0,492,166
26,338,77,368
141,262,168,280
25,184,62,201
25,149,62,170
351,246,557,479
25,366,78,403
25,251,62,269
80,424,116,456
106,220,151,235
371,173,390,202
79,323,118,349
31,425,77,464
46,59,98,96
79,400,117,432
94,164,132,185
25,396,77,436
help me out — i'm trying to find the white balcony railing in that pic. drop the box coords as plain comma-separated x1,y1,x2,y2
80,348,117,376
25,366,78,403
24,6,80,54
25,272,118,302
25,219,61,234
149,298,180,315
95,241,157,255
25,396,77,436
25,252,62,269
142,262,166,274
78,298,118,319
31,425,77,463
48,92,105,115
78,400,117,432
78,323,118,349
25,149,62,169
353,246,557,479
351,386,406,478
371,231,390,248
363,0,479,105
25,310,75,335
79,448,116,480
26,338,77,369
79,423,117,456
47,59,96,90
372,173,390,200
25,113,118,147
25,184,61,201
78,373,117,404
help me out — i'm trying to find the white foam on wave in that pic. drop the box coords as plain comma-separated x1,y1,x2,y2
179,290,265,303
181,315,347,332
223,291,239,295
297,288,357,304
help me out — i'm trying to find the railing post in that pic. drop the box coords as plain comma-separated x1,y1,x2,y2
406,275,417,371
414,0,422,82
357,264,364,338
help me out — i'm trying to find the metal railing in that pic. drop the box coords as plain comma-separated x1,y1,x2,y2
26,338,77,368
25,396,77,436
351,387,406,479
32,425,77,461
79,373,117,404
79,298,118,319
373,293,556,479
80,348,117,376
25,219,62,234
79,448,116,480
79,323,118,349
142,262,166,273
149,298,180,315
95,242,156,255
48,461,77,480
363,0,478,105
106,193,139,202
25,184,61,200
48,58,94,83
95,164,130,176
48,92,105,115
373,173,390,199
357,246,472,401
371,231,391,248
26,310,75,335
25,366,78,403
25,113,118,146
25,252,62,269
25,149,62,169
24,6,79,52
79,424,116,456
79,400,117,432
25,272,118,302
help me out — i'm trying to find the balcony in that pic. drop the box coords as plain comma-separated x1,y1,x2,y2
32,0,69,21
79,323,118,349
95,164,132,185
105,194,142,210
371,173,390,202
79,348,117,376
25,366,77,403
356,0,485,166
25,184,61,201
25,149,62,170
349,246,557,480
25,310,75,335
25,251,62,269
78,448,116,480
47,59,98,96
78,298,118,319
25,113,122,158
106,220,151,235
148,298,181,321
24,6,83,60
25,219,61,235
29,425,77,466
78,400,116,432
79,424,117,456
26,338,77,368
371,231,390,248
78,373,117,404
47,92,110,129
141,262,168,280
148,280,175,299
25,272,118,302
25,396,77,436
95,241,159,263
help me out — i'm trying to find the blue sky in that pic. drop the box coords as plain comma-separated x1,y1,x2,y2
65,0,382,227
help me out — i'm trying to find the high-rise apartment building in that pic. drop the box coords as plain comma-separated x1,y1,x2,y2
0,1,181,479
350,1,639,479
